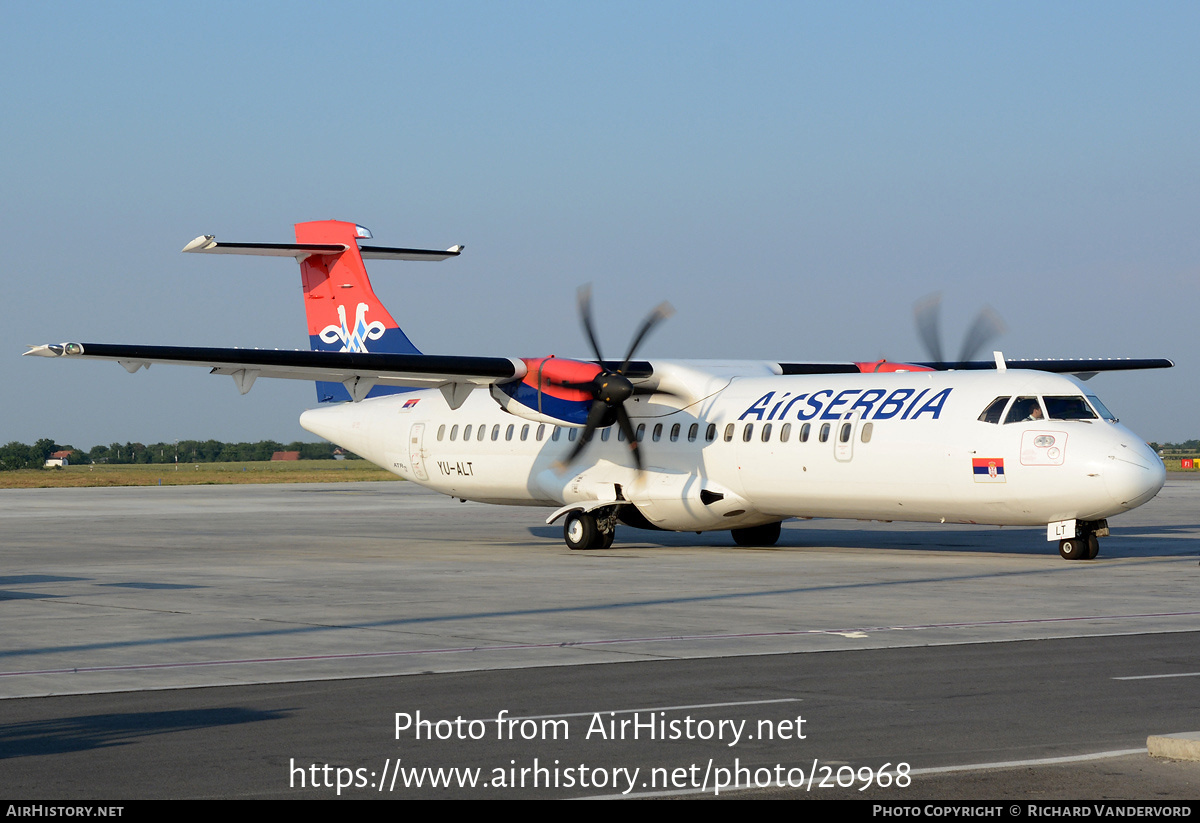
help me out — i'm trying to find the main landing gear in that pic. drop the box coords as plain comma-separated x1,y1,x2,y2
1058,520,1106,561
731,521,782,547
563,508,617,551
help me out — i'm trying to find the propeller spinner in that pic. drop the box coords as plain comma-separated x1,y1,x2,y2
553,285,673,472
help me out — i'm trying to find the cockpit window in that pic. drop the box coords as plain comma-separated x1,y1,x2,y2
978,396,1010,424
1043,396,1098,421
1086,394,1117,423
1004,397,1044,424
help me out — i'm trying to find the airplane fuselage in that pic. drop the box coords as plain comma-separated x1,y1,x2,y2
300,366,1165,536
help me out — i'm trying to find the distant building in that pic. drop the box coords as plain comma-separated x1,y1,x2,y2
44,450,72,468
333,448,346,461
270,451,301,461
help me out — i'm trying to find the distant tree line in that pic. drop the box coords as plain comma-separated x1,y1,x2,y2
0,439,68,471
0,439,356,470
1150,439,1200,453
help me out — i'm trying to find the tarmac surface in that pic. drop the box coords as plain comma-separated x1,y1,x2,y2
1,476,1197,799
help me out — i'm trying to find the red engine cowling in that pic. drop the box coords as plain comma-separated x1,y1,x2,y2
491,356,601,426
855,359,934,373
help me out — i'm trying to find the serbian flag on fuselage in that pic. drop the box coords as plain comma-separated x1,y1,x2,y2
972,458,1006,483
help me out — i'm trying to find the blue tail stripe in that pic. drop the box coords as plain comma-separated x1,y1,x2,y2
309,327,422,403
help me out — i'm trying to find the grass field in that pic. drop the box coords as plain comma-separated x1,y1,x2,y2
3,456,1194,490
1160,453,1199,470
0,460,400,489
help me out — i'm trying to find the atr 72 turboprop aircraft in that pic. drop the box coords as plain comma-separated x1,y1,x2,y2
27,220,1171,560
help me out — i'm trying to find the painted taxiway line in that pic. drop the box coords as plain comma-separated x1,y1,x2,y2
585,748,1150,799
3,611,1198,683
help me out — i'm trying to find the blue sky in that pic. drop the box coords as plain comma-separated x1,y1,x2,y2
4,2,1196,447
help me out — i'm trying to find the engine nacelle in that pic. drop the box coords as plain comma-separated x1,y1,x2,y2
855,359,935,373
491,356,600,426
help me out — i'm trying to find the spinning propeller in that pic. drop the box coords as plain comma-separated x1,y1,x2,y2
914,293,1006,369
553,285,673,472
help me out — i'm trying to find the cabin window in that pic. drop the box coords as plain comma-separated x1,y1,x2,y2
799,423,811,443
860,422,873,443
839,422,852,443
636,424,646,442
670,423,681,442
779,423,791,442
600,426,611,441
1044,396,1099,421
463,424,472,441
505,424,515,441
568,428,578,442
551,427,561,441
688,423,699,442
437,425,445,441
450,424,459,441
536,424,545,441
978,396,1009,424
617,426,626,442
520,424,529,441
724,423,735,442
477,425,487,441
706,424,717,442
491,425,501,441
819,423,831,442
1004,397,1043,424
743,424,754,442
652,424,663,442
761,423,772,442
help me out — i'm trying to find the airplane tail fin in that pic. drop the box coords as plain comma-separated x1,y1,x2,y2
183,219,463,402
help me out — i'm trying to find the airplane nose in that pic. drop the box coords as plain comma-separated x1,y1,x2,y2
1102,446,1166,511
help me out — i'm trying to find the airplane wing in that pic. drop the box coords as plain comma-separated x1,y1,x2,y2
910,357,1175,373
26,344,1173,386
779,358,1175,377
24,342,525,404
25,343,1173,409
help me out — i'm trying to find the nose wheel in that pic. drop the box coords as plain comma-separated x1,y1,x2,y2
731,521,783,547
1059,530,1100,560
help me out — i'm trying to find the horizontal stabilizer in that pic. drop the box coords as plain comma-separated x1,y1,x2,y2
182,235,463,261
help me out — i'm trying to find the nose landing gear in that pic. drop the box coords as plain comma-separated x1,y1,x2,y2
1058,520,1107,560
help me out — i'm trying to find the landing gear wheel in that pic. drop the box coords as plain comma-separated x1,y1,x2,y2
600,528,616,550
1058,537,1087,560
1085,533,1100,560
731,521,782,547
564,511,605,551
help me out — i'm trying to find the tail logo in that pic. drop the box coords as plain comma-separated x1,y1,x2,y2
319,303,386,353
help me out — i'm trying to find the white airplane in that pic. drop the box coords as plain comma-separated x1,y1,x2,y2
26,220,1171,560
